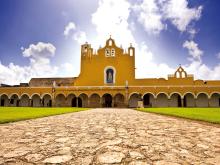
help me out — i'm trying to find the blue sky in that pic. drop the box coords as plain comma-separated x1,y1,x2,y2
0,0,220,85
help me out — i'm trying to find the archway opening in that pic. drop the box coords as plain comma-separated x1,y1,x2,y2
196,93,208,107
55,94,66,107
129,93,141,108
78,93,88,107
42,94,52,107
10,94,19,107
0,94,9,106
210,93,220,107
31,94,41,107
32,94,41,107
183,93,195,107
156,93,168,107
170,93,182,107
67,94,76,107
90,94,100,108
143,93,154,107
102,94,112,107
114,93,125,107
20,94,30,107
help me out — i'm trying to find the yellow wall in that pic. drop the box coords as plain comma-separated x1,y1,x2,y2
1,37,220,105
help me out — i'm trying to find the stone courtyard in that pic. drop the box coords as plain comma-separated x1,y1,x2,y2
0,108,219,165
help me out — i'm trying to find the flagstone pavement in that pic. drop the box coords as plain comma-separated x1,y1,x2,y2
0,108,220,165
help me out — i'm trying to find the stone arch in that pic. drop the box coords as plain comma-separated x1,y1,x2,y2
129,92,140,99
90,93,101,108
55,93,66,98
102,93,113,107
30,93,40,99
9,94,19,107
169,93,182,107
20,94,30,107
0,94,9,106
129,93,141,108
156,93,169,107
31,94,41,107
55,94,66,107
114,93,125,107
196,93,209,107
183,93,195,107
41,93,52,99
209,92,220,107
143,93,155,107
78,93,89,107
19,93,30,99
42,94,52,107
67,94,76,107
169,92,183,99
8,93,19,99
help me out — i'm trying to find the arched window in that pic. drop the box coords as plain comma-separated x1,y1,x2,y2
104,66,116,84
106,68,114,83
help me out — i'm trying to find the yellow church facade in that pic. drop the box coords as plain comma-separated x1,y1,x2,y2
1,37,220,108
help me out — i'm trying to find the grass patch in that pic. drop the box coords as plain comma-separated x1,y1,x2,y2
0,107,89,124
136,108,220,124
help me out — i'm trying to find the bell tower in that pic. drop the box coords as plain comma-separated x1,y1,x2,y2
81,42,93,58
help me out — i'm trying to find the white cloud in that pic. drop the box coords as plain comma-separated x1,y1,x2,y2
60,62,74,76
133,0,165,34
64,22,76,37
133,0,202,34
0,42,58,85
135,42,174,78
91,0,135,47
188,28,198,39
162,0,202,32
64,22,87,44
73,31,87,44
183,40,203,62
183,61,220,80
182,42,220,80
22,42,56,59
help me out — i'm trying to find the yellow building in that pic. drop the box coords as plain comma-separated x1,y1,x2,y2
1,37,220,108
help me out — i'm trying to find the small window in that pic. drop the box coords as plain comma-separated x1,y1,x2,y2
109,40,112,46
105,48,110,57
111,49,115,56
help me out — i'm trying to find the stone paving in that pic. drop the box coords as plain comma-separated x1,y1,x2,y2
0,108,220,165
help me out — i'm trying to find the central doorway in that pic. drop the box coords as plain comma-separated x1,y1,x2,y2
103,94,112,107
